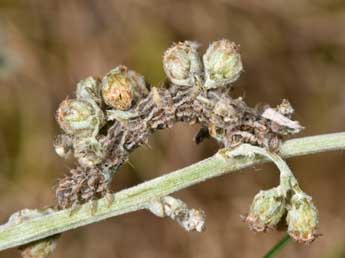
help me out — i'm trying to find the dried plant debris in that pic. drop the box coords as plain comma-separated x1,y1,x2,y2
55,39,303,210
19,235,59,258
148,196,206,232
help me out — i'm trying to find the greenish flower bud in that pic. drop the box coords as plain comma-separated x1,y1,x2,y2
56,99,104,138
76,76,102,105
287,193,319,243
203,39,243,89
73,137,105,167
245,187,286,232
101,65,148,110
163,41,202,86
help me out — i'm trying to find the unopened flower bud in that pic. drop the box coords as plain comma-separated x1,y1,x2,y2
56,99,104,138
287,193,319,243
245,187,286,232
101,65,148,110
54,134,73,159
163,41,202,86
73,137,105,167
76,76,102,105
203,39,243,89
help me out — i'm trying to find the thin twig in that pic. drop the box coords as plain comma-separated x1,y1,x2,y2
0,132,344,251
263,234,291,258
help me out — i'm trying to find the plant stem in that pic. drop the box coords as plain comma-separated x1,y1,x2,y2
0,132,345,251
263,234,291,258
228,143,299,193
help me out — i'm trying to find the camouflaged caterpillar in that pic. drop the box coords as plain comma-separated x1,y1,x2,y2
54,39,303,209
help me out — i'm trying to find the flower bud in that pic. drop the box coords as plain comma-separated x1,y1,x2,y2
286,193,319,243
56,99,104,138
203,39,243,89
244,187,286,232
163,41,202,86
101,65,148,110
54,134,73,159
73,137,105,167
76,76,102,105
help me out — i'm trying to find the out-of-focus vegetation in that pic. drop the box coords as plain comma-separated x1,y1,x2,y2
0,1,345,257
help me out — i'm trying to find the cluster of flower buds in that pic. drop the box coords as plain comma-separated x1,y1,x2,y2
55,66,149,167
244,186,319,243
55,76,105,167
163,39,243,90
54,38,314,246
56,76,104,140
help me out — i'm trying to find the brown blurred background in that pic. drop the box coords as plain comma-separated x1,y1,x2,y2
0,0,345,257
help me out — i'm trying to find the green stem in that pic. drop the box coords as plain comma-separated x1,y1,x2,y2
228,144,299,193
263,234,291,258
0,132,345,251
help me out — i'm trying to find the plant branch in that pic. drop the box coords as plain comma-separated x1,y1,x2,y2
0,132,345,251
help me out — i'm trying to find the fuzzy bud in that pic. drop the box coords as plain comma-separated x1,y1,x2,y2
54,134,73,159
73,137,105,167
244,187,286,232
101,65,148,110
287,193,319,243
163,41,202,86
76,76,102,105
56,99,104,138
203,39,243,89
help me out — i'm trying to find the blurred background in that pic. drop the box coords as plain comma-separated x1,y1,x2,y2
0,0,345,257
